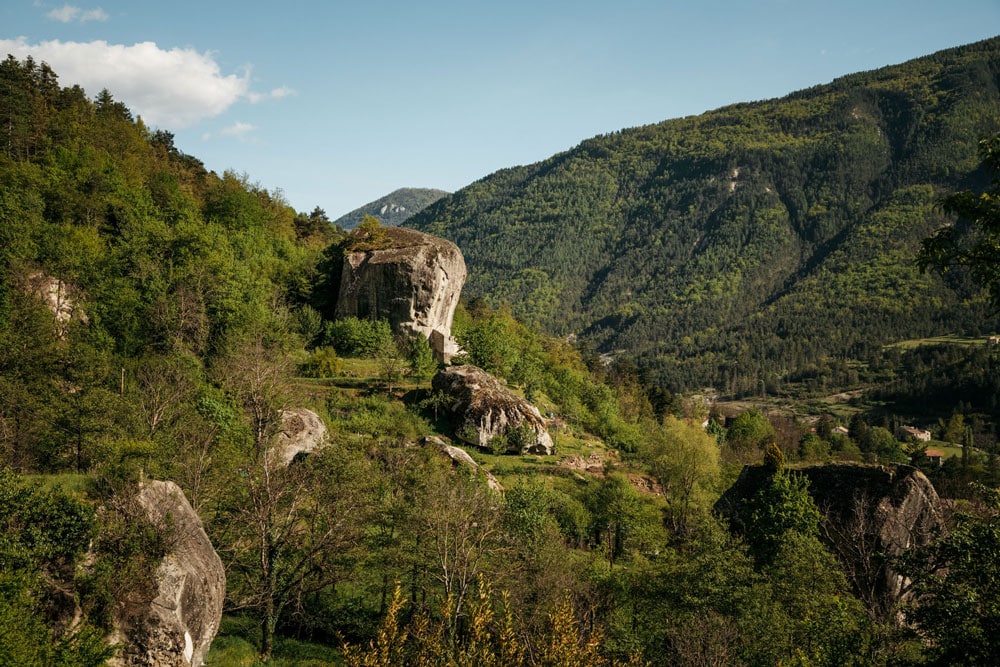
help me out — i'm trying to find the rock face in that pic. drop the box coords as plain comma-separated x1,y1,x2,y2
715,463,943,618
27,271,87,337
335,226,466,361
272,408,328,466
432,365,554,455
109,481,225,667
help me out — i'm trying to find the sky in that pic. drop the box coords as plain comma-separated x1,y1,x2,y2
1,1,999,219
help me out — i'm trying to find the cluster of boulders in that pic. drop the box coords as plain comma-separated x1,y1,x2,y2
335,227,554,455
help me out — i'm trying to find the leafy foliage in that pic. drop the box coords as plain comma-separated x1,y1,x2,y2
897,485,1000,666
920,134,1000,309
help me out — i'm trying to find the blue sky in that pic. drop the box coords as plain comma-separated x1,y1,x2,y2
2,1,999,218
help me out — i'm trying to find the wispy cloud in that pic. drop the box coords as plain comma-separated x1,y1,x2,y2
0,38,288,128
204,121,257,142
46,4,109,23
248,86,296,103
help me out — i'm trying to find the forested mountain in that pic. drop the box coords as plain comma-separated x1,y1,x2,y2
5,46,1000,667
406,37,1000,393
333,187,449,229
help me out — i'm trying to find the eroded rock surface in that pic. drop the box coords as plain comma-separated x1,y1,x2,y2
272,408,327,466
715,463,943,619
432,365,554,455
26,271,87,336
335,226,466,361
109,481,225,666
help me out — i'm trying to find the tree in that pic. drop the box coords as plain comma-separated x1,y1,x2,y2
215,444,374,660
919,134,1000,308
0,469,112,665
725,409,775,462
403,333,438,382
896,484,1000,665
210,330,376,659
742,467,822,567
417,465,502,639
376,336,408,394
587,474,662,567
642,415,720,534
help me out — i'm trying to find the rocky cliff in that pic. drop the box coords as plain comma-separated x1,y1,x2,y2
432,365,554,455
109,481,225,666
715,463,943,619
335,226,465,361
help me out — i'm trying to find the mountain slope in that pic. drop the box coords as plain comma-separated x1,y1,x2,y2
406,37,1000,392
333,187,449,229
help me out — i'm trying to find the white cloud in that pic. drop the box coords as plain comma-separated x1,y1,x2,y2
203,121,257,142
248,86,296,103
47,4,109,23
0,37,286,128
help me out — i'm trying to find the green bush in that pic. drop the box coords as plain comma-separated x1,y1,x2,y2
324,317,393,357
300,346,341,378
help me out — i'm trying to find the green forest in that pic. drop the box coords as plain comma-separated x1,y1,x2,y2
406,37,1000,395
2,41,1000,667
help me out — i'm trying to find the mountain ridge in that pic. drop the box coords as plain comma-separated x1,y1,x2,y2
405,36,1000,392
333,187,449,229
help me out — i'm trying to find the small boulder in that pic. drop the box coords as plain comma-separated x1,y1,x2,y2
109,481,225,666
272,408,328,466
432,365,554,455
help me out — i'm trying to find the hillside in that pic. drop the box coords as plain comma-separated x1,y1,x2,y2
406,37,1000,393
2,49,999,667
333,187,449,229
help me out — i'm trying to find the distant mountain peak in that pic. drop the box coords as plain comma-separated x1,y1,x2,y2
333,188,449,230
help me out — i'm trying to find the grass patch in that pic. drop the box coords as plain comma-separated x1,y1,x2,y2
206,616,342,666
23,472,94,496
886,334,995,350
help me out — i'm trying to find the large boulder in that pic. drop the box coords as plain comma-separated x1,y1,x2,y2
715,463,943,619
432,365,554,455
109,481,225,666
335,226,466,361
272,408,327,466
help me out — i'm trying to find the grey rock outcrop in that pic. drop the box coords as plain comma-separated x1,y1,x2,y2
715,463,943,619
425,435,503,492
272,408,327,466
27,271,88,337
432,365,554,455
109,481,225,666
335,226,465,361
